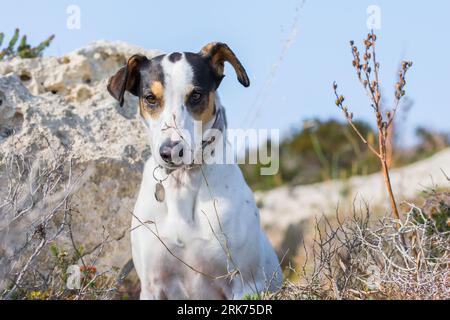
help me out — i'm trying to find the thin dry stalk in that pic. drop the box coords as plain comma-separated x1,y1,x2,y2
333,30,412,222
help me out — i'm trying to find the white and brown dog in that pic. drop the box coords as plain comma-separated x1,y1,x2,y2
107,43,282,299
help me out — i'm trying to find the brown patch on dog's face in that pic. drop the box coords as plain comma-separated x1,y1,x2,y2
139,99,151,120
185,88,216,123
183,53,219,123
139,80,165,120
133,54,167,121
151,81,164,99
202,91,216,123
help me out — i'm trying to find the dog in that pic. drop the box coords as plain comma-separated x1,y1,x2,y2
107,42,282,299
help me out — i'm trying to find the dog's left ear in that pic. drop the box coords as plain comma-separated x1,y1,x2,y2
107,54,149,107
199,42,250,88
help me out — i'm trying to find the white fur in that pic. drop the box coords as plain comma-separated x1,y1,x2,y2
132,54,282,299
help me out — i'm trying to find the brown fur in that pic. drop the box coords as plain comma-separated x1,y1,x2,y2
186,89,216,123
199,42,250,87
140,81,165,120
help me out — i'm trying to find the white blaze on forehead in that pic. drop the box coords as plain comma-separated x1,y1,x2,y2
160,53,195,141
161,53,194,102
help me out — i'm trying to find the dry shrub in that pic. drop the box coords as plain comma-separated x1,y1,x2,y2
0,153,119,300
270,195,449,300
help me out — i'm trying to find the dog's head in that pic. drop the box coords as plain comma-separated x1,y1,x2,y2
107,42,249,169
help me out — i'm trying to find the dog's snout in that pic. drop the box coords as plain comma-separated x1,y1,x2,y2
159,142,174,163
159,140,184,164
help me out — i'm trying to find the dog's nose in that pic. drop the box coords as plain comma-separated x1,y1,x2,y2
159,141,183,163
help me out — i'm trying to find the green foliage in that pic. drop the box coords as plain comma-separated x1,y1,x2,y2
0,28,54,60
50,243,59,258
412,127,450,161
434,201,450,233
413,194,450,234
243,293,261,300
241,119,380,190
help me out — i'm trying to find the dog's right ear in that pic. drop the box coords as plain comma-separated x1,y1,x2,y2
107,54,148,107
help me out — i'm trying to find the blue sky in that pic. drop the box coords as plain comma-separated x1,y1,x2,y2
2,0,449,144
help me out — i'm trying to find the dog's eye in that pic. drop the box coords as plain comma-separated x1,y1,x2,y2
189,91,203,104
145,94,157,106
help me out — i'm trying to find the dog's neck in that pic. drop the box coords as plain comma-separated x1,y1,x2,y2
163,166,203,224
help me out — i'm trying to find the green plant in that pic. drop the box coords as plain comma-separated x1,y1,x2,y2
0,28,54,60
243,293,261,300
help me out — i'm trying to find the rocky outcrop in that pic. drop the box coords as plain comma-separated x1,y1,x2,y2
0,42,162,282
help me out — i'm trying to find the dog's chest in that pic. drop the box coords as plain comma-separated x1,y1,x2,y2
135,171,233,298
140,217,232,299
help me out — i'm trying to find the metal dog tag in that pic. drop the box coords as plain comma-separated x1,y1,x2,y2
155,182,165,202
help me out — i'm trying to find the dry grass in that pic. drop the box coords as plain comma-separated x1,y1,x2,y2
268,194,449,300
0,153,119,300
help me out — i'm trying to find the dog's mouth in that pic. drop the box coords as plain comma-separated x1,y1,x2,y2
160,161,186,171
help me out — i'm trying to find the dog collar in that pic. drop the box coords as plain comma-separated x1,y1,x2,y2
201,105,225,150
